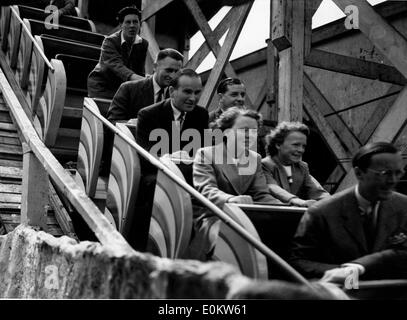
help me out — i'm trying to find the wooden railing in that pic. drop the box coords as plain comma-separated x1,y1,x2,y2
0,69,133,256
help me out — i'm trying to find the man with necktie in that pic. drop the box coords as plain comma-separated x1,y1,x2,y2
107,48,184,124
289,142,407,283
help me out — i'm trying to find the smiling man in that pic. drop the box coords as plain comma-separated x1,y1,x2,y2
208,77,246,124
107,48,184,123
290,142,407,283
136,68,208,158
87,6,148,99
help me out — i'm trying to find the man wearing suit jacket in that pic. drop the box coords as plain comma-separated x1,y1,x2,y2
136,68,209,158
208,77,246,124
107,48,184,123
290,142,407,283
87,6,148,99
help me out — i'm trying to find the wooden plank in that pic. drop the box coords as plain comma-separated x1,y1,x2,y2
0,203,20,210
338,86,407,191
289,0,305,121
0,122,16,131
186,7,235,70
0,184,21,194
183,0,253,108
48,181,78,240
332,0,407,78
323,165,345,193
21,144,49,231
303,89,352,172
141,0,175,22
0,144,23,155
303,73,361,153
198,2,253,109
140,21,160,66
312,1,407,46
0,166,22,179
0,193,21,203
271,0,292,51
0,135,21,146
0,159,23,168
305,49,407,86
0,130,18,138
356,85,400,143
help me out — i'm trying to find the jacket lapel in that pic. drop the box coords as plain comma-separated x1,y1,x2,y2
290,163,305,194
215,144,244,195
373,196,398,251
272,156,291,191
340,188,369,253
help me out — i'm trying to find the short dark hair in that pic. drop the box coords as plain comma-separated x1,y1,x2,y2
215,107,262,131
266,121,309,156
352,142,399,171
156,48,184,63
217,77,244,94
169,68,200,88
117,6,141,23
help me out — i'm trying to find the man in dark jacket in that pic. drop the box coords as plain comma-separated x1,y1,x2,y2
107,48,183,123
290,142,407,284
87,6,148,99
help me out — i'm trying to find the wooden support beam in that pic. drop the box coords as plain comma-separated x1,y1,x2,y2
332,0,407,78
303,90,353,173
337,85,407,191
182,0,252,108
20,143,48,231
186,7,235,70
356,85,401,143
141,0,175,22
324,165,346,193
140,21,160,71
254,80,268,112
303,73,361,153
274,0,305,122
271,0,293,51
305,49,407,86
312,1,407,46
198,2,253,109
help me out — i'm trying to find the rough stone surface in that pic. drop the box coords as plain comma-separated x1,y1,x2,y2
0,225,343,299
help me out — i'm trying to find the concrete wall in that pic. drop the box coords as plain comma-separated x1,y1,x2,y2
0,225,343,299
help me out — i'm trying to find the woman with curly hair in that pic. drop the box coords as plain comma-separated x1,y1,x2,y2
262,121,330,207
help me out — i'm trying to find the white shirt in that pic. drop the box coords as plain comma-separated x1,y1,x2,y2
355,184,379,229
120,33,143,45
283,165,293,184
170,100,184,128
153,76,163,103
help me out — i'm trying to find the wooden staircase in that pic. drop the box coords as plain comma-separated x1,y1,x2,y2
0,93,64,236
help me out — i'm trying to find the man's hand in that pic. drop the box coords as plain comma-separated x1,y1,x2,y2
320,265,363,284
227,195,253,204
289,198,316,207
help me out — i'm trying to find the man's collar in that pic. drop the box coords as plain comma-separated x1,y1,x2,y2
121,32,142,45
355,185,379,214
152,76,162,94
170,100,182,119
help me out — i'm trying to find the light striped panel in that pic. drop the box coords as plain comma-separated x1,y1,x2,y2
213,204,268,279
75,98,103,198
104,123,140,233
32,55,66,148
147,156,193,259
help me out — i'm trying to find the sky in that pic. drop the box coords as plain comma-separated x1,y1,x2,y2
190,0,387,73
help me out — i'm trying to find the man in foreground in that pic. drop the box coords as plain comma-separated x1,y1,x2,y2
290,142,407,283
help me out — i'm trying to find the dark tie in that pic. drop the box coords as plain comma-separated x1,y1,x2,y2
362,204,376,252
179,111,185,130
156,88,164,103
